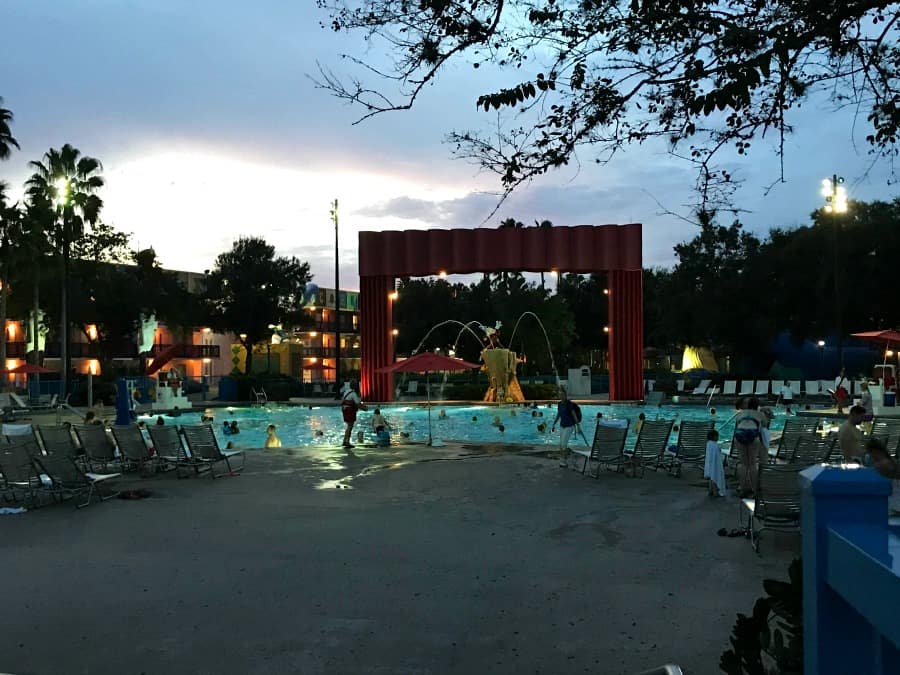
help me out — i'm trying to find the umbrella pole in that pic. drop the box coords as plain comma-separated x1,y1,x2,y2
427,370,433,445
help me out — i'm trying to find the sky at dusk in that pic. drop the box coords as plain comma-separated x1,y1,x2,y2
2,0,898,290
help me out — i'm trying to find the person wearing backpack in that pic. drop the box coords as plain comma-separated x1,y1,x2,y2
551,387,580,467
733,396,768,497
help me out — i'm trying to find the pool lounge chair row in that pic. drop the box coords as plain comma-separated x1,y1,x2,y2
572,418,716,479
665,379,871,399
0,423,244,509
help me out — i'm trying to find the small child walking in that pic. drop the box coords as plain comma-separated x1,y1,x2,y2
703,428,727,497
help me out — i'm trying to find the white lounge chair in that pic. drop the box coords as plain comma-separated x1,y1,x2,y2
754,380,770,396
690,379,711,395
406,380,419,395
722,381,737,396
789,380,802,398
676,380,686,393
819,380,834,397
738,380,754,396
805,380,820,397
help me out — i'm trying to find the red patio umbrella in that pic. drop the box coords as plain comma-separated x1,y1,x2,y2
852,330,900,385
377,352,481,445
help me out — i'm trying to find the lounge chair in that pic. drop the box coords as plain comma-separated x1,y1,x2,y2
625,419,674,478
147,425,194,476
72,425,118,472
738,380,754,396
668,420,715,476
740,463,804,553
819,380,834,397
805,380,821,397
676,380,686,393
870,418,900,453
111,425,162,474
32,452,120,508
790,435,834,466
722,381,737,396
689,379,711,396
180,424,245,478
788,380,802,400
406,380,419,396
0,439,48,506
572,419,629,477
34,424,79,460
754,380,769,396
252,387,268,405
769,417,820,463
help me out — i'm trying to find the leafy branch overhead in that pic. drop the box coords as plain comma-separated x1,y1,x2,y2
317,0,900,199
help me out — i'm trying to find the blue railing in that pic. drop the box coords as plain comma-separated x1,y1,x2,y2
800,465,900,673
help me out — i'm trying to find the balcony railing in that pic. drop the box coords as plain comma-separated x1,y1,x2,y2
301,346,361,359
313,320,360,334
150,344,220,359
43,342,221,359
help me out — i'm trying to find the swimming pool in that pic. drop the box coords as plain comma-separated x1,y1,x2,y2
140,403,801,450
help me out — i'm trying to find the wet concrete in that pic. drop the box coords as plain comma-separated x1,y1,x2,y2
1,445,797,674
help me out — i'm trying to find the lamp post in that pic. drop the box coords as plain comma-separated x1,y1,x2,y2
330,199,341,389
817,339,826,376
54,177,70,397
821,175,848,369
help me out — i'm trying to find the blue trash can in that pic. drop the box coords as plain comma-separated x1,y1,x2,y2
885,392,896,407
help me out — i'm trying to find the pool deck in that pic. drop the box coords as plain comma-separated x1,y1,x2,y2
4,443,797,674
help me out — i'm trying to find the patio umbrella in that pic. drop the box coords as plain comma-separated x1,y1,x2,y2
851,330,900,383
377,352,481,445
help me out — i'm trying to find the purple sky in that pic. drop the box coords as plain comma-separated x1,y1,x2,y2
1,1,896,289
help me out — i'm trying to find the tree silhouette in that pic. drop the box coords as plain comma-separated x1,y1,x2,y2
318,1,900,208
0,98,18,160
26,144,105,392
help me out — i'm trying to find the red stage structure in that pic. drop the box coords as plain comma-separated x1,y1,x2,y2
359,224,643,402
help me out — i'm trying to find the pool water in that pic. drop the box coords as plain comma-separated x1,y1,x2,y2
140,403,796,450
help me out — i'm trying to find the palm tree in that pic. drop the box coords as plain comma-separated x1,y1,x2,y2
20,201,53,368
0,98,19,160
0,183,23,368
26,144,104,395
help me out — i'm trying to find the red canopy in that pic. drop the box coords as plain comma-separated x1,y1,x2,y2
851,330,900,344
0,363,56,375
376,352,480,374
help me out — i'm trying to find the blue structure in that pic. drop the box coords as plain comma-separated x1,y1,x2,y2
801,465,900,673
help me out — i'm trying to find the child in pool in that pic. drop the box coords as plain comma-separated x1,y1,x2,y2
264,425,282,448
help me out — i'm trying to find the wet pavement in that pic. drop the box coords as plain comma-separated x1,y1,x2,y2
2,444,798,674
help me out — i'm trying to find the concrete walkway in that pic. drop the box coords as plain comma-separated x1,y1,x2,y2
3,445,797,674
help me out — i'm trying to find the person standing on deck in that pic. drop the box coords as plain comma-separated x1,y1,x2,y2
341,380,368,449
551,387,578,468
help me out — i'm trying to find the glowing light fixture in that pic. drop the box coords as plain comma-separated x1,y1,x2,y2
389,291,399,301
603,326,610,333
603,288,609,295
817,340,826,347
438,270,448,279
308,357,318,363
201,327,212,334
239,333,247,340
821,176,848,214
202,357,212,364
392,328,399,336
86,324,98,341
309,331,318,337
887,350,895,358
550,270,558,278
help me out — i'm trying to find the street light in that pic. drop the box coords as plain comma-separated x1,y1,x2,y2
821,175,849,368
53,176,72,396
817,339,826,375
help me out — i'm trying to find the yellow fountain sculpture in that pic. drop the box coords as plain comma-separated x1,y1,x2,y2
481,347,525,403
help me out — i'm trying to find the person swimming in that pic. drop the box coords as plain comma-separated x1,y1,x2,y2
439,409,447,419
491,415,501,427
498,424,505,432
264,424,282,448
537,422,547,433
471,416,478,423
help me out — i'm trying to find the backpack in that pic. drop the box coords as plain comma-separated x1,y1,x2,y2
734,416,761,445
569,401,582,424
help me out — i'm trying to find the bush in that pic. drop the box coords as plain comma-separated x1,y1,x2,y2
720,558,802,675
521,383,561,400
